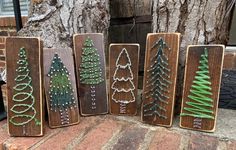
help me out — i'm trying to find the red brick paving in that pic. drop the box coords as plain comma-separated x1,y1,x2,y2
0,115,235,150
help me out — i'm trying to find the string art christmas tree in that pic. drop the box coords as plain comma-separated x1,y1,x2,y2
181,48,214,120
79,37,104,110
10,47,41,130
47,53,77,125
111,48,135,113
143,38,171,120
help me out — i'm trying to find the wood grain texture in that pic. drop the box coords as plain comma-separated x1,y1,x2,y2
180,45,224,132
43,49,80,128
73,33,108,116
110,0,134,18
109,44,139,115
219,50,236,109
6,37,44,136
141,33,180,127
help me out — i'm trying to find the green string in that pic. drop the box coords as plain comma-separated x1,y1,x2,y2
10,47,41,126
79,36,104,85
143,38,171,119
47,53,76,112
181,48,214,119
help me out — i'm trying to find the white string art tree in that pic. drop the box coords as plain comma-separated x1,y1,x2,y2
111,48,135,114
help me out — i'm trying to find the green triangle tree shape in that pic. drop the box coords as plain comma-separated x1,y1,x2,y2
143,38,171,120
79,37,104,85
79,36,104,110
181,48,214,119
47,53,76,124
10,47,41,126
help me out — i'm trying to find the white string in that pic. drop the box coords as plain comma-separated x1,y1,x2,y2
111,47,136,104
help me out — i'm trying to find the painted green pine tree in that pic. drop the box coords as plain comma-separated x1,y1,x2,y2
79,36,104,109
47,53,76,125
10,47,41,127
181,48,214,119
143,38,171,120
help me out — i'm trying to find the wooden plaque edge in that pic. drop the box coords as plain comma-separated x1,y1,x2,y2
108,43,140,116
179,44,225,132
6,37,44,136
141,33,180,127
73,33,109,116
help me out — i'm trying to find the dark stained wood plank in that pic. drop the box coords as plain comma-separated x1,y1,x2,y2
6,37,44,136
223,51,235,69
73,33,108,116
109,24,137,44
109,44,139,115
110,0,134,18
43,49,80,128
219,50,236,109
141,33,180,127
180,45,224,132
136,23,152,72
135,0,152,16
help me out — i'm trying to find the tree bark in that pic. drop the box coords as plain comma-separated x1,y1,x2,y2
18,0,109,50
152,0,233,104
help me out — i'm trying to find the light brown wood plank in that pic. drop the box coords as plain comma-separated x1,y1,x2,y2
6,37,44,136
180,45,224,132
141,33,180,127
109,44,139,115
43,49,80,128
73,33,108,116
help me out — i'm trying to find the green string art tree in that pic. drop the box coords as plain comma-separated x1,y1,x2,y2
181,48,214,128
10,47,40,133
143,38,171,120
47,53,77,125
79,37,104,110
111,48,135,114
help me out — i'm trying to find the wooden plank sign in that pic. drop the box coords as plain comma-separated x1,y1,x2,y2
141,33,180,127
73,33,108,116
180,45,224,132
44,49,80,128
109,44,140,115
6,37,44,136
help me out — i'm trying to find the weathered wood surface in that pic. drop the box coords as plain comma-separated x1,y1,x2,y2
109,44,139,115
6,37,44,136
43,49,80,128
73,33,108,116
109,23,151,72
110,0,151,18
219,50,236,109
141,33,180,127
180,45,224,132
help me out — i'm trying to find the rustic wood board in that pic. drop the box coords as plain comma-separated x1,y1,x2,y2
109,44,139,115
43,49,80,128
141,33,180,127
110,0,134,18
73,33,108,116
109,23,151,72
6,37,44,136
219,51,236,109
180,45,224,132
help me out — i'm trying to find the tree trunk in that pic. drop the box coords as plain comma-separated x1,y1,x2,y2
18,0,109,50
152,0,233,109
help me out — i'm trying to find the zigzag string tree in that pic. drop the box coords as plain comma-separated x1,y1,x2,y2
143,38,171,120
47,53,77,125
181,48,214,120
79,36,104,110
10,47,41,134
111,48,135,114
